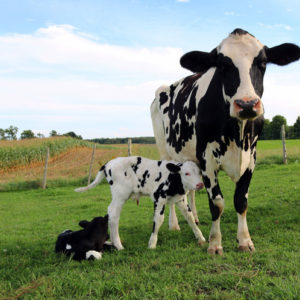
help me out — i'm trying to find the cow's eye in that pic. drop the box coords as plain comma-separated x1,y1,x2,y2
185,172,190,176
259,61,266,69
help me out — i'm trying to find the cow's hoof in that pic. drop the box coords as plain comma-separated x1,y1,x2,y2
207,246,223,255
238,244,255,252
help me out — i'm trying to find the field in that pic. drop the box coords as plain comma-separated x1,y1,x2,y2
0,163,300,299
0,138,300,299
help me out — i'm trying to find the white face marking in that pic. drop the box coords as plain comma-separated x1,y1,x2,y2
86,250,102,260
66,244,72,250
218,33,265,119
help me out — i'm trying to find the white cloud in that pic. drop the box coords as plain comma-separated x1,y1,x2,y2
258,22,293,31
176,0,190,2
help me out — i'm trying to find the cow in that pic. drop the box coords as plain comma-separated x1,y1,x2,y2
75,156,205,250
55,215,113,261
151,28,300,255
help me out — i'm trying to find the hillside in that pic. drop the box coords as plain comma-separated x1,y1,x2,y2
0,137,159,190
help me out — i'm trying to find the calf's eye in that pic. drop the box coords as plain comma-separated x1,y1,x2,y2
185,172,190,176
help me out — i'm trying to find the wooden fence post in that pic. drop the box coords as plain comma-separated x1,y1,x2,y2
128,138,132,156
42,147,50,189
88,143,96,185
281,124,287,164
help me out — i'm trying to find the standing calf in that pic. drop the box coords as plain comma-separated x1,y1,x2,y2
75,156,206,250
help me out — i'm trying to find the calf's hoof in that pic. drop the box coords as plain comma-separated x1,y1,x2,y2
169,225,181,231
238,244,255,252
207,246,223,256
198,240,206,246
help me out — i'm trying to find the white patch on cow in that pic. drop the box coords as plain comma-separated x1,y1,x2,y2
66,244,72,250
86,250,102,260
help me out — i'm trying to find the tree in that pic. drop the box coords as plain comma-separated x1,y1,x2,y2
270,115,287,140
0,128,7,140
49,130,59,137
5,125,18,140
20,130,35,139
63,131,82,139
292,116,300,139
36,133,45,138
260,118,272,140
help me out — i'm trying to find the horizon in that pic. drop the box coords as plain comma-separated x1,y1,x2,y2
0,0,299,139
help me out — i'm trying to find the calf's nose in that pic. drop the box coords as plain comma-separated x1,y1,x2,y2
196,183,204,190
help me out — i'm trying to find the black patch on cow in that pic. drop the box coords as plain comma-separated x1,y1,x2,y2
234,168,253,214
166,74,202,153
140,170,149,187
202,175,211,189
108,169,112,177
209,198,222,221
157,161,162,166
160,205,165,215
218,54,240,98
166,163,181,173
131,157,142,173
166,173,185,196
250,49,267,97
159,92,169,107
155,172,162,182
109,180,113,185
163,107,169,114
152,222,156,233
104,168,107,177
153,183,166,201
211,184,222,199
187,204,192,212
124,172,127,176
100,164,106,172
231,28,253,37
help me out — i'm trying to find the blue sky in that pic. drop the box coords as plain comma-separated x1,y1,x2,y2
0,0,299,138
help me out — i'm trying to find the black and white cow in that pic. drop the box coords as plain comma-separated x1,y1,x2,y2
75,156,205,250
55,215,112,261
151,29,300,255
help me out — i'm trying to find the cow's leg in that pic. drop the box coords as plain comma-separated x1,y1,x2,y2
188,190,199,224
234,169,255,252
107,195,127,250
168,204,181,231
176,198,206,245
149,200,167,249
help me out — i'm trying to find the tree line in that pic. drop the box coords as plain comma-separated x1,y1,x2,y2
1,115,299,142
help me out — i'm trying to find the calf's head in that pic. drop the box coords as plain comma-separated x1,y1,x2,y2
180,28,300,121
167,161,203,191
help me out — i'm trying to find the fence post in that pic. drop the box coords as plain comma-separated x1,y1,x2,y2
88,143,96,185
42,147,50,189
281,124,287,164
128,138,132,156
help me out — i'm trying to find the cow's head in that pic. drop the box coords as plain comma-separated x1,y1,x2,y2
180,28,300,121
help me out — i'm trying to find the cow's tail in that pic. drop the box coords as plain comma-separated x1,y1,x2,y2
75,168,105,192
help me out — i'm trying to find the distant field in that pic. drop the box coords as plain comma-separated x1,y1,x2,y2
0,137,299,191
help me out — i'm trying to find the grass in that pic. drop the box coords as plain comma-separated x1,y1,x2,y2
0,163,300,299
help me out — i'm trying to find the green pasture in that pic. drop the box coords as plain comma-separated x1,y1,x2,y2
1,163,299,299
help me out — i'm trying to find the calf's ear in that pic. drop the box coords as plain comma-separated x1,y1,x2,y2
166,163,181,173
180,48,217,73
266,43,300,66
79,220,89,228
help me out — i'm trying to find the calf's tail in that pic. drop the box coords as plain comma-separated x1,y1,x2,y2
75,169,105,192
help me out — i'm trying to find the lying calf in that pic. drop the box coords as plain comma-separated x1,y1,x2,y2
75,156,206,250
55,215,113,261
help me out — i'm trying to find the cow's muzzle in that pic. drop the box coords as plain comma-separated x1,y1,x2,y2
234,98,261,119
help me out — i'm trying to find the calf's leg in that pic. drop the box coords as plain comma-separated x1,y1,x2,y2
107,195,127,250
188,191,199,224
148,200,167,249
168,204,180,231
176,197,205,245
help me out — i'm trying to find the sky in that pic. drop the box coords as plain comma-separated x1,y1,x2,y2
0,0,299,139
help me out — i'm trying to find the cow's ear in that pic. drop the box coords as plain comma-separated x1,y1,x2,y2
79,220,89,228
166,163,181,173
266,43,300,66
180,48,217,73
